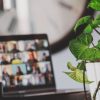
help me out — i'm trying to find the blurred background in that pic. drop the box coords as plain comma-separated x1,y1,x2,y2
0,0,98,90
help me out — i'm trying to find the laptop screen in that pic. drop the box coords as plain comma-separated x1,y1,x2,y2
0,34,56,96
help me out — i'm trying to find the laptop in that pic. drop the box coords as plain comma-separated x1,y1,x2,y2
0,34,56,97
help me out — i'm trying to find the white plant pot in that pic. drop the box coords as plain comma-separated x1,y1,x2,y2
86,62,100,100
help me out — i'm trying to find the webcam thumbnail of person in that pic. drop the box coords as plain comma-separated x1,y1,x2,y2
36,50,50,62
24,39,49,51
6,41,25,53
0,38,53,90
2,64,27,87
37,62,53,85
0,42,6,53
0,39,49,54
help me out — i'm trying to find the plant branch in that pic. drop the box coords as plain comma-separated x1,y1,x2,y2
93,81,100,100
92,42,95,47
94,29,100,35
83,62,88,100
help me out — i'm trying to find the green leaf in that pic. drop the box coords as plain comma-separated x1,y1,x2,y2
92,20,100,28
80,48,100,61
69,33,93,59
79,48,96,61
67,62,76,71
69,39,88,59
92,14,100,28
83,24,93,34
77,33,93,45
88,0,100,11
90,0,100,1
74,16,91,31
69,32,100,61
64,69,92,84
77,61,85,70
96,40,100,49
95,14,100,20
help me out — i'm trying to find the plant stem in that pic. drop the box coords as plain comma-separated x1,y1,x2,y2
92,42,95,47
93,81,100,100
94,29,100,35
83,62,88,100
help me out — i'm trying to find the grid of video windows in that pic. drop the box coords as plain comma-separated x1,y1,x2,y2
0,39,54,93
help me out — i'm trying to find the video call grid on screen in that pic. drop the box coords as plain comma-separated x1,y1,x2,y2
0,34,55,95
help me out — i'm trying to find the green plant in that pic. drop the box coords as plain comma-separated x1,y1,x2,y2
64,0,100,100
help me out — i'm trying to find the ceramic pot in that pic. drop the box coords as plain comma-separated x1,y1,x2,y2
86,62,100,100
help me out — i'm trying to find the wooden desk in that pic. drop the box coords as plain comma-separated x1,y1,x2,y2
0,89,91,100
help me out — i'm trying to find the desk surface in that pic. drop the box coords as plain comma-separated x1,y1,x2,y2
0,89,91,100
24,88,85,97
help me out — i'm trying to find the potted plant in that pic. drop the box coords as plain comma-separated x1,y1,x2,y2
64,0,100,100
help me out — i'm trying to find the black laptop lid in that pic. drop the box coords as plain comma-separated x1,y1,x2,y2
0,34,56,97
